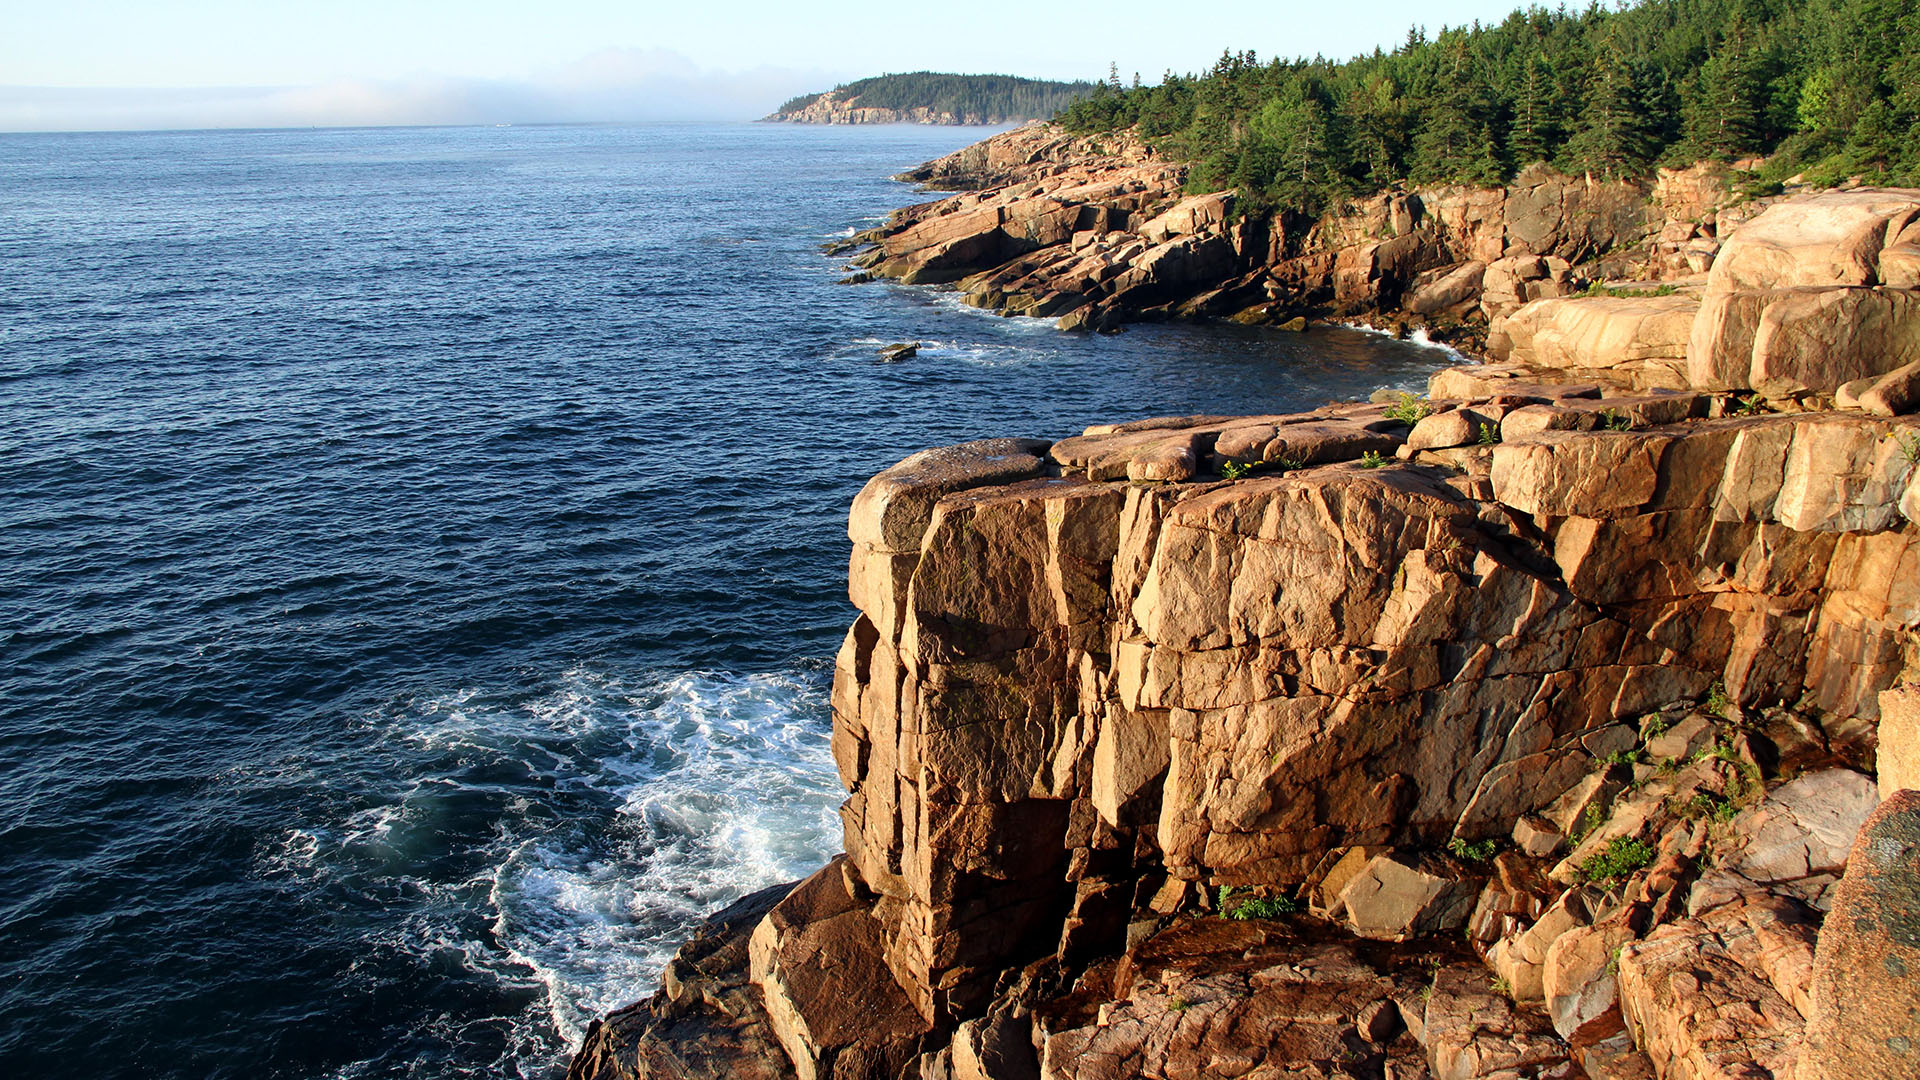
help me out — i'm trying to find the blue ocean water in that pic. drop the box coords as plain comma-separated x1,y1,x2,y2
0,122,1457,1079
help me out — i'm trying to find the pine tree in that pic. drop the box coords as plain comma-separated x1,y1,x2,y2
1408,41,1503,185
1567,51,1650,178
1683,21,1765,160
1508,50,1558,167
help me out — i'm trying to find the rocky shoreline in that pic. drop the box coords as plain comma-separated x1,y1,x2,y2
768,89,994,126
833,124,1906,353
568,137,1920,1080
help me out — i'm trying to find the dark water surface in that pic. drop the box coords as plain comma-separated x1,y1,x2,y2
0,122,1455,1078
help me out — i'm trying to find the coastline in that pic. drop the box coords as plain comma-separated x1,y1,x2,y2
568,130,1920,1080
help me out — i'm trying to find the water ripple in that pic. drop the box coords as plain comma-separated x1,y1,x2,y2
0,122,1453,1080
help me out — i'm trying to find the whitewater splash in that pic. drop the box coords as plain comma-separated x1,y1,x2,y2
1336,320,1471,360
843,333,1052,369
259,666,842,1078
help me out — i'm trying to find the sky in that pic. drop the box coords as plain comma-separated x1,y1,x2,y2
1,0,1538,132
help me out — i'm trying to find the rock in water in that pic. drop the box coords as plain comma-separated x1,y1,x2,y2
879,342,919,362
1799,790,1920,1079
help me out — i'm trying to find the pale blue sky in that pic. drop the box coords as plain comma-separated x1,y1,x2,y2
2,0,1538,131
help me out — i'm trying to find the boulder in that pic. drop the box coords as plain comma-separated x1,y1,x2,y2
1408,409,1493,452
1514,815,1566,858
748,860,929,1080
1615,895,1817,1080
1729,770,1879,887
1703,189,1920,295
1419,964,1572,1080
1405,261,1488,316
1339,851,1480,941
1686,189,1920,394
1799,790,1920,1080
1492,294,1699,389
1543,920,1637,1042
1858,359,1920,416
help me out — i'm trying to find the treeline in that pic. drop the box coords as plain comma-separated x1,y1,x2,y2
1058,0,1920,214
775,72,1098,122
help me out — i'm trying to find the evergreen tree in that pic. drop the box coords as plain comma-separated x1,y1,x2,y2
1341,70,1410,186
1052,0,1920,211
1508,50,1559,166
1408,41,1503,185
1682,20,1767,159
1566,51,1651,178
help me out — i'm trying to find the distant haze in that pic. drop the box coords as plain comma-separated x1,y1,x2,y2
3,0,1530,132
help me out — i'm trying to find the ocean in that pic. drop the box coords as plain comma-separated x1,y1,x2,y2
0,121,1457,1078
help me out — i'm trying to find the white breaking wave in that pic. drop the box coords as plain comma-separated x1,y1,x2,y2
1334,319,1471,361
842,333,1051,369
259,665,842,1076
487,669,842,1047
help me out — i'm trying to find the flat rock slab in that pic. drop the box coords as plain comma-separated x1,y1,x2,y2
849,438,1052,551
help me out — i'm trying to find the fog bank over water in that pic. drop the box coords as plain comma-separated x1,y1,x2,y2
0,48,841,132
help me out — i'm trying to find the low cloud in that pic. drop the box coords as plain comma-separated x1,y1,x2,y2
0,49,845,132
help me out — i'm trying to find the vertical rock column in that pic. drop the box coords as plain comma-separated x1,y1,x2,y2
832,439,1131,1022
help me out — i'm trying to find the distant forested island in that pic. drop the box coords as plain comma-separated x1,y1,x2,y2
1060,0,1917,214
765,72,1098,125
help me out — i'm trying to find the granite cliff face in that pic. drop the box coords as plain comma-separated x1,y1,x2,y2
840,124,1742,336
569,143,1920,1080
845,123,1920,382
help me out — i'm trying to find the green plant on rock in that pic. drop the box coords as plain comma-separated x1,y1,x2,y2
1599,748,1641,767
1704,681,1730,719
1892,431,1920,469
1359,449,1390,469
1578,283,1678,299
1678,790,1739,824
1578,835,1655,884
1697,738,1761,799
1168,996,1190,1012
1732,394,1769,416
1599,408,1635,432
1448,837,1498,863
1227,894,1300,920
1383,392,1433,425
1476,422,1501,446
1491,975,1513,997
1221,460,1255,480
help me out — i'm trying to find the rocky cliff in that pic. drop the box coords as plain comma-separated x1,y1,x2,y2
570,144,1920,1080
839,124,1912,356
